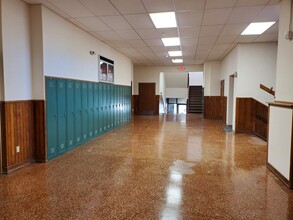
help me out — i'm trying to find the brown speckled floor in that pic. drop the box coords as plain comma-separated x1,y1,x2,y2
1,114,293,219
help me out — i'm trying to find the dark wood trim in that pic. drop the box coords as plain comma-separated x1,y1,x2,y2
33,100,47,162
235,98,254,133
267,162,292,189
269,101,293,108
204,96,221,120
260,84,275,97
2,160,34,174
291,114,293,188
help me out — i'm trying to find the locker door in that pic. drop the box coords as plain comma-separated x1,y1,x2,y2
82,81,89,141
118,85,122,125
75,81,82,145
106,84,111,130
46,78,58,160
94,83,99,136
57,79,67,154
88,82,94,138
67,80,75,150
129,86,132,121
114,85,118,127
110,84,114,129
122,86,125,123
99,83,104,134
103,83,108,131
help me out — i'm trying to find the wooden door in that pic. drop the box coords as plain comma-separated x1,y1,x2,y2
220,80,227,124
138,83,156,115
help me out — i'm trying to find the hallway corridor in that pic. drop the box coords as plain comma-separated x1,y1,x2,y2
0,114,293,219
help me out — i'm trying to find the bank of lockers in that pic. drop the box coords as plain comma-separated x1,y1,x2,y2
46,77,132,160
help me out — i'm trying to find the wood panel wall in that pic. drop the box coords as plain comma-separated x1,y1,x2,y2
221,97,227,125
204,96,222,120
235,98,268,141
33,100,46,162
132,95,160,115
1,100,46,173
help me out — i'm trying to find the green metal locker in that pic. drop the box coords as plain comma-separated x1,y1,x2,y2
94,83,99,136
122,86,126,123
119,85,122,125
88,82,94,139
82,81,89,141
67,80,75,150
103,83,108,131
110,84,114,129
57,79,67,154
114,85,118,127
75,81,82,145
46,78,58,160
99,83,104,134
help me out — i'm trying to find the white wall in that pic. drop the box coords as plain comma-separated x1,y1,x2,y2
30,5,45,100
42,6,132,86
2,0,32,101
133,65,203,95
275,0,293,102
204,61,221,96
189,72,203,86
165,88,188,99
159,72,166,97
237,43,277,105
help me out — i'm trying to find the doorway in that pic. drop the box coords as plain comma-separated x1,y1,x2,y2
138,83,156,115
228,76,235,127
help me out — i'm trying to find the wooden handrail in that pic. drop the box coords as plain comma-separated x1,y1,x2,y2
260,84,275,97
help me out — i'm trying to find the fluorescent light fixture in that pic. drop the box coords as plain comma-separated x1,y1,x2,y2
172,59,183,63
149,12,177,28
241,22,275,35
168,51,182,57
162,37,180,46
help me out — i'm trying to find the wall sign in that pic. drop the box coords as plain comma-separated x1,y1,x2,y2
99,55,114,83
178,66,185,71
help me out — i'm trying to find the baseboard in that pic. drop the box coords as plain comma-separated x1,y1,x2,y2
3,160,34,174
267,162,292,189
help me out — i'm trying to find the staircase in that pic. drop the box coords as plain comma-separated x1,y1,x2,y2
188,86,203,114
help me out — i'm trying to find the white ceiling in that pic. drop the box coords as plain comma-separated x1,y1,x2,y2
23,0,280,66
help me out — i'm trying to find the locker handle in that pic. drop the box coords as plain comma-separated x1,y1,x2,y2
54,114,57,118
64,113,67,117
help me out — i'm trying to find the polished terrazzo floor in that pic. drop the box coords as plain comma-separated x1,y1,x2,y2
1,114,293,219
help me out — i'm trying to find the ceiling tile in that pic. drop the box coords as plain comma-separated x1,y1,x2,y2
137,29,160,39
194,59,206,64
266,22,279,33
80,0,119,16
252,5,280,22
174,0,205,11
198,36,217,45
157,28,179,38
206,0,238,9
212,43,231,51
115,29,141,40
200,25,223,37
216,34,238,43
142,0,174,13
95,30,121,40
227,6,263,24
181,38,197,46
127,40,148,48
197,44,213,52
76,17,111,31
144,39,164,47
179,26,200,38
106,40,131,48
268,0,280,5
221,23,247,35
47,0,93,18
42,1,71,18
124,14,154,29
177,10,203,26
236,0,270,6
68,18,91,31
100,15,132,30
202,8,232,25
254,33,278,42
235,35,259,43
110,0,146,14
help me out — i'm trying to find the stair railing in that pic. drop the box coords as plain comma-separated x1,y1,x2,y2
260,84,275,97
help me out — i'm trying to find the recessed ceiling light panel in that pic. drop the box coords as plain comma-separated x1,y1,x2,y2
241,22,276,35
168,51,182,57
149,12,177,28
162,37,180,46
172,59,183,63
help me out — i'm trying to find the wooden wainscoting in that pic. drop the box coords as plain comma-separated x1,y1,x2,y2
235,98,254,133
33,100,46,162
221,96,227,125
235,98,268,141
1,101,35,173
204,96,222,120
132,95,139,114
1,100,46,173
